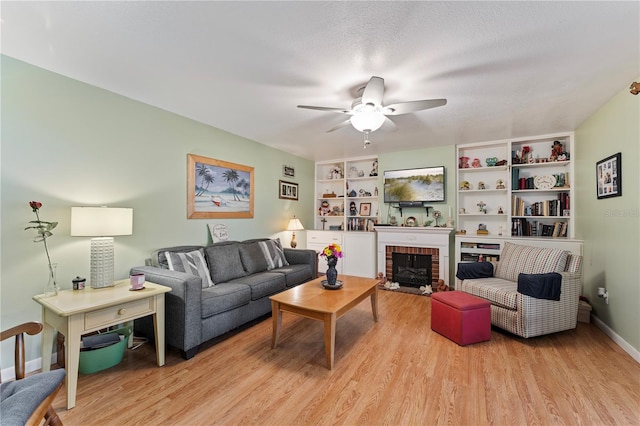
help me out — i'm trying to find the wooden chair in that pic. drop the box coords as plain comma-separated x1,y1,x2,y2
1,322,65,426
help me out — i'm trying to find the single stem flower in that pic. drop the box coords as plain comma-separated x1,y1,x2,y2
25,201,58,283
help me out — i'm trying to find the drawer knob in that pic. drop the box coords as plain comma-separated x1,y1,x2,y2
118,308,127,315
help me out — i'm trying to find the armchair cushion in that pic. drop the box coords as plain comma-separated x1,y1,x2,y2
495,242,568,282
0,369,66,426
165,248,214,288
517,272,562,301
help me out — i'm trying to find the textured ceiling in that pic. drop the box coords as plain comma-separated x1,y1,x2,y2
2,1,638,161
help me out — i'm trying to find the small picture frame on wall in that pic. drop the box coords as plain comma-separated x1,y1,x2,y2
283,165,295,178
596,152,622,199
359,202,371,216
279,180,298,200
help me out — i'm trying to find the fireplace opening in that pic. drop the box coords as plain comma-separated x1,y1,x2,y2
392,252,432,288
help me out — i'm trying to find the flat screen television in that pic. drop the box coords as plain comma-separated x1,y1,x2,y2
383,166,445,203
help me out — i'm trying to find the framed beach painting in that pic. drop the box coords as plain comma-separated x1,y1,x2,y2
187,154,254,219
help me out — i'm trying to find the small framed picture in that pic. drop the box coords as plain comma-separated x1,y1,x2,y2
279,180,298,200
596,152,622,199
359,202,371,216
283,165,295,178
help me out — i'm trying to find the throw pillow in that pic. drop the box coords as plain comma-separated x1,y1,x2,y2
258,238,289,270
495,242,568,282
165,249,214,288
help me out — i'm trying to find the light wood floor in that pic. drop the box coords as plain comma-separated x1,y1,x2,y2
53,290,639,425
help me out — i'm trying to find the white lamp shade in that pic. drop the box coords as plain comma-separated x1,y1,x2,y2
351,108,386,133
287,217,304,231
71,207,133,236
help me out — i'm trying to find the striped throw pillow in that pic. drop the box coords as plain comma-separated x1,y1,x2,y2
258,238,289,270
165,249,214,288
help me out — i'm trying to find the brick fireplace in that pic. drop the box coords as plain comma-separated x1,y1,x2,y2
386,246,438,287
375,226,453,286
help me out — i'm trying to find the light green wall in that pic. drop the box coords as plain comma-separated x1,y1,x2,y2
575,78,640,352
0,56,314,367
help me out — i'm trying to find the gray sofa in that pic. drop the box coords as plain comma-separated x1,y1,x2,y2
131,238,317,359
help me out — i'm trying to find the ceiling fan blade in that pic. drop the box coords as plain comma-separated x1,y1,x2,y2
383,99,447,115
382,116,397,131
297,105,352,114
361,76,385,106
326,119,352,133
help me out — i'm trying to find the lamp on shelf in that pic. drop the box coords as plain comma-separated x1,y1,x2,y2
286,216,304,248
71,206,133,288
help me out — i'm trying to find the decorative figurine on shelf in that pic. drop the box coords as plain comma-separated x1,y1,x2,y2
389,215,398,226
349,166,358,178
359,189,372,197
478,181,486,190
459,156,470,168
321,217,327,230
348,189,357,197
521,146,531,163
349,201,357,216
486,157,498,167
477,223,489,235
550,140,567,161
320,200,330,216
496,179,506,189
331,206,341,216
370,160,378,176
471,158,482,168
433,210,442,226
498,206,504,214
477,201,487,213
374,186,379,196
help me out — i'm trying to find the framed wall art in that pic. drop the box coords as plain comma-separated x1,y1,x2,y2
359,202,372,216
187,154,254,219
283,165,295,178
596,152,622,199
279,180,298,200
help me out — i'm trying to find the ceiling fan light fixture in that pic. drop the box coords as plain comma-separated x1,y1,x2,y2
350,104,385,132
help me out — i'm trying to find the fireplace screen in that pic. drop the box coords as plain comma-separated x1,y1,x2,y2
392,252,432,288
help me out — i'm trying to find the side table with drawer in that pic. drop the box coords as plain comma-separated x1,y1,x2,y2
33,280,171,409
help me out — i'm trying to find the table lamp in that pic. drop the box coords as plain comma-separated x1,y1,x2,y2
71,206,133,288
286,216,304,248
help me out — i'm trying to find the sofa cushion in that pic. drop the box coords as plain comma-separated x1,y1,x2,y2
258,238,289,270
205,242,247,283
517,272,562,301
460,277,518,310
271,264,313,288
165,249,214,288
201,283,251,318
239,242,269,274
228,272,286,300
495,242,568,282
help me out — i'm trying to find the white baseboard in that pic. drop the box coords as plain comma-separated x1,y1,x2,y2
592,315,640,364
1,352,57,381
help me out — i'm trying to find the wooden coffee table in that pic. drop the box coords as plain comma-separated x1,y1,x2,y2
270,275,378,369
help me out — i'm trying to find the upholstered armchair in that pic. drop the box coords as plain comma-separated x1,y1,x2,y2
1,322,66,426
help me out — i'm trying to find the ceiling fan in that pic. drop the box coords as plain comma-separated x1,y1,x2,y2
297,76,447,147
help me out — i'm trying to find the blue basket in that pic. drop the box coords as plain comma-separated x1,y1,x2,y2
79,326,132,374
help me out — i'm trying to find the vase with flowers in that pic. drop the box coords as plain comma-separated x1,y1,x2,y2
25,201,58,296
320,243,343,287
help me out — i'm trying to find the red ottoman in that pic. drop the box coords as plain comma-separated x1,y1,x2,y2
431,291,491,345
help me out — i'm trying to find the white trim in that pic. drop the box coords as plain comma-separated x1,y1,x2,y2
592,315,640,364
